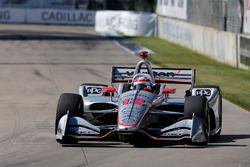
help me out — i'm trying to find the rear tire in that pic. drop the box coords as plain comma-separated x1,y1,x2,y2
55,93,83,136
184,96,209,145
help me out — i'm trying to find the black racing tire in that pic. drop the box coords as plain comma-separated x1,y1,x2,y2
213,94,222,137
184,96,209,145
194,85,222,137
56,136,78,145
55,93,83,135
184,96,208,120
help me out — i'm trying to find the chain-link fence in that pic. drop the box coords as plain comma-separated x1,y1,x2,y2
186,0,244,33
187,0,224,30
225,0,244,33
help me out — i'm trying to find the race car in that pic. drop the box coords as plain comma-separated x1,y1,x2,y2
55,50,222,146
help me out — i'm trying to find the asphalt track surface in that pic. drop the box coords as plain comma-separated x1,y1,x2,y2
0,25,249,167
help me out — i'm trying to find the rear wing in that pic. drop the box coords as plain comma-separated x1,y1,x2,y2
112,67,196,86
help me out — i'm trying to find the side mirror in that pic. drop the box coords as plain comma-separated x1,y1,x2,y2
162,87,176,94
102,86,116,93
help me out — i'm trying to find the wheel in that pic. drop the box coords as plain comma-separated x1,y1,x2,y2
193,85,222,137
55,93,83,135
213,93,222,137
184,96,209,145
184,96,208,119
56,136,78,145
126,135,149,147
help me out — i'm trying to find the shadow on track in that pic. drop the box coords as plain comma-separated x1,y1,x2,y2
60,134,250,149
61,141,132,148
0,30,126,41
207,134,250,147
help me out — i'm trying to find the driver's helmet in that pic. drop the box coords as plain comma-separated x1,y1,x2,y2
132,75,152,92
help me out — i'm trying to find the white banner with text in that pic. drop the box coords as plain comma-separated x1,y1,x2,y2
27,9,95,25
95,11,156,36
0,8,95,25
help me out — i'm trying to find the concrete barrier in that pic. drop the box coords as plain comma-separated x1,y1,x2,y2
158,16,238,67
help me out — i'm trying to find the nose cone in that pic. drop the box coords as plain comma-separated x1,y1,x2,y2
117,124,139,132
117,90,156,132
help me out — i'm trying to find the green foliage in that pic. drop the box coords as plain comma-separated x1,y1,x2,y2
132,37,250,112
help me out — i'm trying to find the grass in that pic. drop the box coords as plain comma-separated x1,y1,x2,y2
132,37,250,112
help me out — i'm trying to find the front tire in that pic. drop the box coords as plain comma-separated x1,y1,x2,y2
193,85,222,137
55,93,83,143
184,96,209,145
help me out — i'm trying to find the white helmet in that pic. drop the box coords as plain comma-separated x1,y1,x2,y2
132,75,152,92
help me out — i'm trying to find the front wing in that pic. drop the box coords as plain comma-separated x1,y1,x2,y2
56,112,208,144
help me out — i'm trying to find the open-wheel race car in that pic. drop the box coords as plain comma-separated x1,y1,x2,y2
55,51,222,146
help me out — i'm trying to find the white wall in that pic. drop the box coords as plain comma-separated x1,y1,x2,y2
158,16,238,67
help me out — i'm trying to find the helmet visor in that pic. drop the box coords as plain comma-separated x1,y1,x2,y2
134,83,149,90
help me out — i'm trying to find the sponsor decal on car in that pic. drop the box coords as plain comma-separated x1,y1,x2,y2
196,89,211,96
86,87,102,95
122,98,145,105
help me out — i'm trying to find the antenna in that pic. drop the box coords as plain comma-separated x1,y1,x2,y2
138,50,149,60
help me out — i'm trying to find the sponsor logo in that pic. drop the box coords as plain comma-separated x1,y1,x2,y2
125,70,176,77
102,15,138,30
86,87,102,95
78,128,98,134
122,98,145,105
118,17,138,30
196,89,211,96
41,11,94,23
161,129,189,137
0,10,10,20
